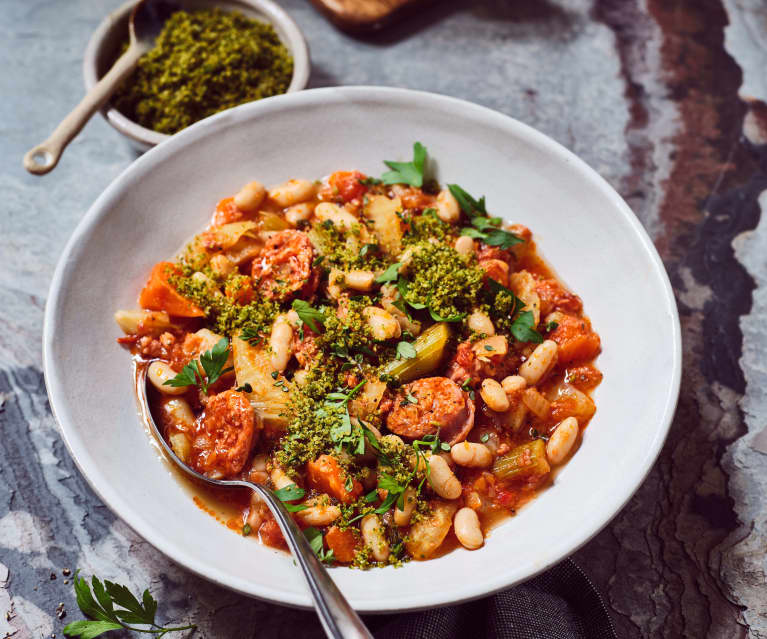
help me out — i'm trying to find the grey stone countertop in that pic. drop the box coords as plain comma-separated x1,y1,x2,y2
3,0,767,637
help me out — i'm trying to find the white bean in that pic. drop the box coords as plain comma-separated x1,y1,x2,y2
518,340,558,386
467,310,495,336
360,514,390,562
428,455,462,500
450,442,493,468
480,379,510,412
268,179,316,207
363,306,401,341
270,467,294,491
114,309,171,334
436,189,460,223
501,375,527,394
269,315,293,372
296,499,342,527
234,181,266,212
160,397,195,431
284,202,314,225
344,270,376,291
209,254,235,277
393,486,417,526
454,235,475,257
314,202,359,230
168,432,192,463
546,416,580,465
454,507,484,550
147,361,186,395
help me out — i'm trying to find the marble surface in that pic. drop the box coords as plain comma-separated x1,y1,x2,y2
2,0,766,637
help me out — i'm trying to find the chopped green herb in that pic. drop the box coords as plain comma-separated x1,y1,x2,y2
396,341,417,360
235,383,253,393
242,523,252,536
480,433,490,443
447,183,487,217
511,311,544,344
375,262,402,283
545,320,559,332
381,142,427,187
292,299,325,333
163,337,233,394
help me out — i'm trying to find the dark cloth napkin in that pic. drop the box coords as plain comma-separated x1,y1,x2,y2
365,559,617,639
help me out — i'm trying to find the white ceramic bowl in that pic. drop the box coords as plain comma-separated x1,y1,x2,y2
83,0,310,152
43,87,681,612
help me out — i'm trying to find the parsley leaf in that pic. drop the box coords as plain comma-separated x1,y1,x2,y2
240,326,262,346
545,320,559,332
304,527,335,563
292,299,325,333
511,310,544,344
461,216,523,249
63,572,194,638
274,483,308,512
396,278,427,309
428,307,466,322
447,183,487,217
163,338,232,395
375,262,402,283
396,341,417,360
381,142,427,187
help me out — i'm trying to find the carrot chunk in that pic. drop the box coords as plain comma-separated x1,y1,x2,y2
549,314,601,365
306,455,362,504
324,525,359,563
138,262,205,318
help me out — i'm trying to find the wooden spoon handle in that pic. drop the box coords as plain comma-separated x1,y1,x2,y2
24,43,147,175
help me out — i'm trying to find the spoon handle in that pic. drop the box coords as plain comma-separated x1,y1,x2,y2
253,485,374,639
23,43,148,175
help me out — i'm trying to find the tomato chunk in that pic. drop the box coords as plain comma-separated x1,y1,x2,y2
324,526,359,563
212,196,245,226
138,262,205,318
328,171,368,203
306,455,362,504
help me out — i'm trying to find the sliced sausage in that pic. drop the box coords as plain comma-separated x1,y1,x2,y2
385,377,474,444
251,230,317,301
192,390,256,477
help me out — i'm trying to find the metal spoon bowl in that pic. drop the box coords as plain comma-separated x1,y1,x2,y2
23,0,175,175
136,365,373,639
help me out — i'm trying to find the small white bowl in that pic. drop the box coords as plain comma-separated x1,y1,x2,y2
83,0,310,151
43,87,681,612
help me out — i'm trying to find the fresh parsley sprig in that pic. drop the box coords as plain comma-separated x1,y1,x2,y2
292,299,325,333
381,142,427,187
304,527,335,564
273,483,309,512
447,183,487,217
163,338,233,395
460,216,524,250
485,278,543,344
375,262,402,284
63,572,195,638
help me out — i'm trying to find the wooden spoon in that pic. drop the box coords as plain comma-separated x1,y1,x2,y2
23,0,174,175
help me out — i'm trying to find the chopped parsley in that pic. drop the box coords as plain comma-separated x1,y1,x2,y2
381,142,427,187
163,337,233,394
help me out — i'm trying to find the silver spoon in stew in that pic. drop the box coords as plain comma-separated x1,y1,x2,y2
23,0,174,175
136,366,374,639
